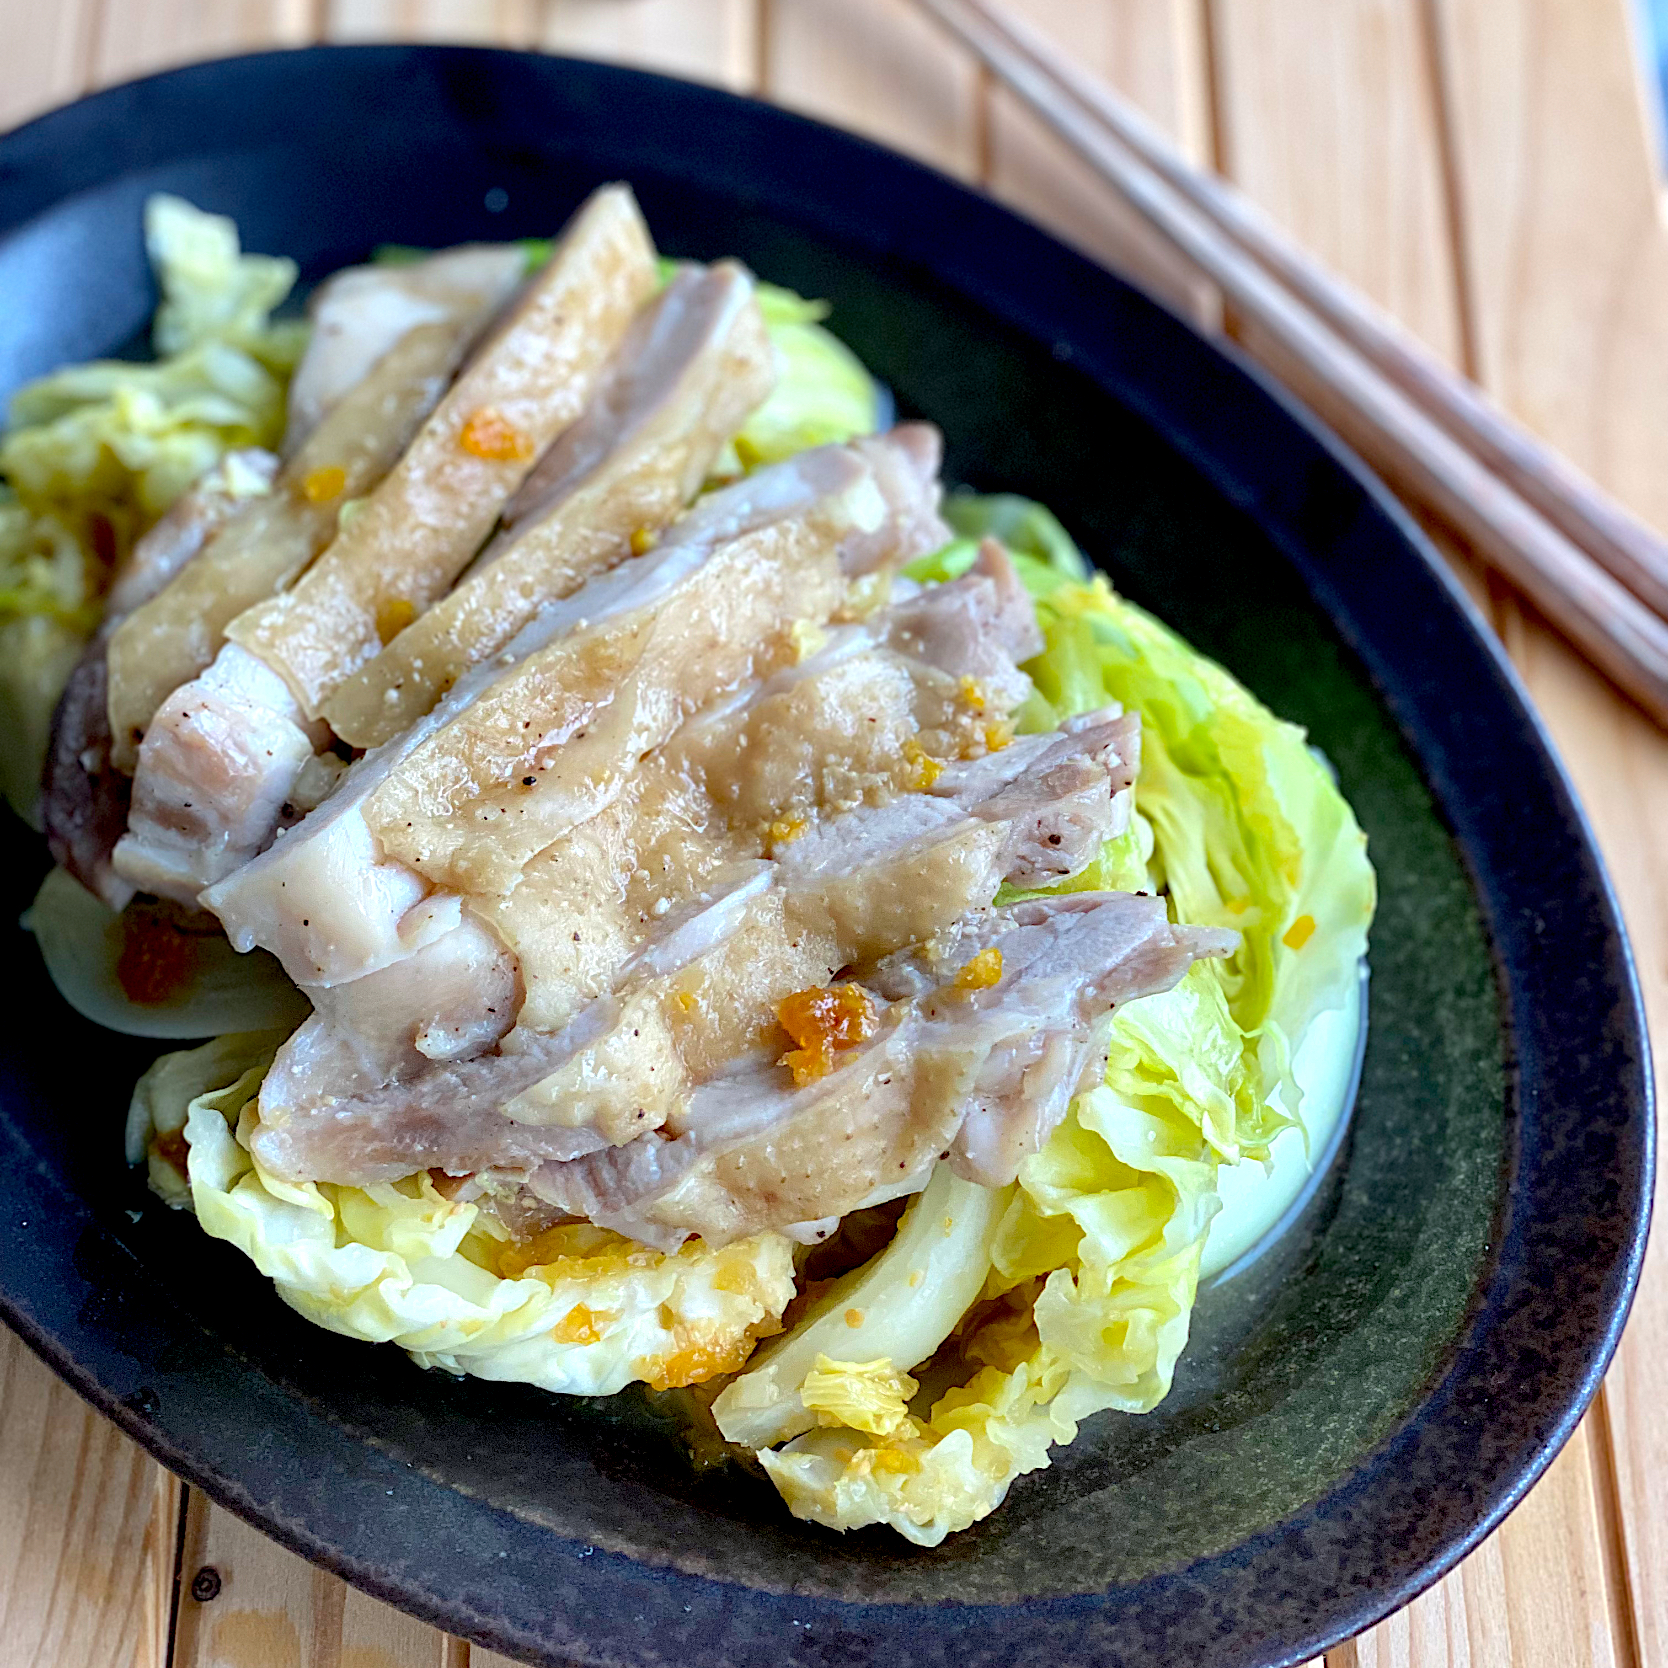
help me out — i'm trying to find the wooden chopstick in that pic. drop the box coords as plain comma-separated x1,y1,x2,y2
916,0,1668,728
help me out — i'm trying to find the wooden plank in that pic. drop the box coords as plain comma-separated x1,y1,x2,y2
1428,2,1668,1663
1333,1425,1627,1667
983,0,1220,326
325,0,539,45
0,1325,181,1668
1202,3,1639,1665
1433,0,1668,531
764,0,981,176
0,0,97,130
171,1488,452,1667
1206,0,1467,366
91,0,316,84
538,0,759,91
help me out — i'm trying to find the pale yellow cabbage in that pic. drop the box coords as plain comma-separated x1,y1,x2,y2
714,1164,1009,1451
760,1078,1221,1545
3,195,302,558
0,196,305,818
758,502,1375,1543
726,283,880,468
131,1035,796,1397
799,1356,919,1437
26,866,310,1041
0,499,91,817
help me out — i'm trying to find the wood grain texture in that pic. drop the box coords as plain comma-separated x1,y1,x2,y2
325,0,539,44
171,1490,452,1668
1195,0,1493,619
0,1328,180,1668
1206,0,1466,367
0,0,96,129
1429,2,1668,1660
764,0,980,176
982,0,1220,325
91,0,316,83
1199,2,1639,1664
539,0,759,90
1433,0,1668,532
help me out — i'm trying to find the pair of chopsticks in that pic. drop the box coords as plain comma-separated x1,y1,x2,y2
916,0,1668,728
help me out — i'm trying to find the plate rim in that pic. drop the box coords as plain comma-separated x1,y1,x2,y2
0,40,1652,1668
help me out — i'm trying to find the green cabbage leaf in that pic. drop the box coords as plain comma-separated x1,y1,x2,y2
723,281,880,468
763,496,1375,1543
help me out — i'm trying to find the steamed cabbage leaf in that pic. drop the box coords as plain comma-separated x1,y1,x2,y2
724,281,880,468
25,865,310,1040
3,195,302,559
0,503,92,818
132,1035,795,1396
714,1164,1009,1450
766,496,1374,1542
761,1065,1225,1545
0,196,306,817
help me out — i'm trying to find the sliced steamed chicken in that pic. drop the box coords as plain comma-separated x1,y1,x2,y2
519,894,1234,1251
199,427,951,1128
201,427,950,981
104,245,527,774
243,695,1137,1186
89,243,528,901
226,184,660,717
324,260,777,747
111,185,660,905
283,242,535,451
44,448,279,909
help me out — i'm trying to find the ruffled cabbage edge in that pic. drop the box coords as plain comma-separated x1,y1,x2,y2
0,195,303,818
132,1030,795,1399
753,497,1375,1544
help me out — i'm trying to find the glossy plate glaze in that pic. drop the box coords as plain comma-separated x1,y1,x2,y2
0,45,1651,1668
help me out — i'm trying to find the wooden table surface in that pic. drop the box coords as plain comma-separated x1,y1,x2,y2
0,2,1663,1665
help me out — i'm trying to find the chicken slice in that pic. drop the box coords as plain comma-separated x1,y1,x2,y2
244,715,1136,1188
247,866,775,1186
261,909,522,1115
486,547,1045,1034
525,894,1235,1250
242,543,1056,1171
884,535,1042,713
201,428,948,992
209,432,953,1162
106,260,520,772
324,262,776,747
44,449,278,908
224,185,659,719
499,711,1136,1114
109,647,332,905
109,259,769,907
284,244,527,451
773,704,1138,955
362,426,948,896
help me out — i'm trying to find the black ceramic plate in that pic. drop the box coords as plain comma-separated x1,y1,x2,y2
0,45,1652,1668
